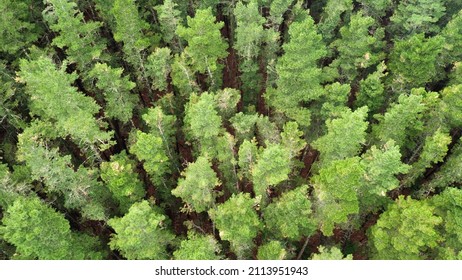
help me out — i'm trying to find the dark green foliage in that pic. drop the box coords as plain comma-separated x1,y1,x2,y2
0,0,42,55
390,0,446,37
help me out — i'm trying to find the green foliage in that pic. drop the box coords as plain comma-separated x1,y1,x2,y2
108,200,175,259
0,0,42,55
155,0,183,50
176,8,227,75
311,246,352,260
209,193,261,258
441,10,462,64
214,88,241,119
431,188,462,259
370,196,442,259
0,196,102,259
356,62,387,115
17,123,112,221
257,241,287,260
18,56,113,150
252,144,291,199
231,113,259,142
111,0,150,68
184,92,222,149
234,0,266,60
44,0,105,70
172,156,219,213
264,185,316,240
173,233,221,260
329,12,384,82
100,151,145,213
373,93,425,152
427,141,462,190
321,82,350,115
403,129,451,187
130,130,170,185
358,0,392,19
146,48,172,92
360,141,410,212
318,0,353,43
389,34,445,89
269,0,293,26
267,16,327,126
238,139,259,181
256,115,281,145
440,84,462,128
313,157,364,236
170,53,199,95
88,63,137,123
313,107,368,166
390,0,446,37
280,121,306,164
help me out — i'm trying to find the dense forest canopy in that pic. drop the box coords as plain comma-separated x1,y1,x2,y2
1,0,462,260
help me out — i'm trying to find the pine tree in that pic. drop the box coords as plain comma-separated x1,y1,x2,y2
171,156,219,213
176,8,228,84
108,200,175,259
209,193,261,258
18,56,113,151
312,157,364,236
0,196,103,259
370,196,442,259
173,232,221,260
266,16,327,127
263,185,316,240
88,63,138,123
100,151,145,213
43,0,105,71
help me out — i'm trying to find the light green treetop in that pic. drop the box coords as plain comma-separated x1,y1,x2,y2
312,157,364,236
264,185,316,240
209,193,261,259
257,241,287,260
313,107,369,167
370,196,442,259
267,15,327,126
173,232,221,260
108,200,175,260
18,56,113,150
100,151,145,214
176,8,228,75
172,156,219,213
88,63,137,123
